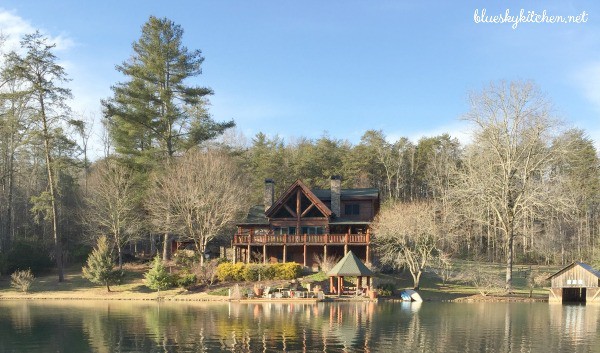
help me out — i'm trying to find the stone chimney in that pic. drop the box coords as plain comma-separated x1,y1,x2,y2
264,179,275,211
330,175,341,217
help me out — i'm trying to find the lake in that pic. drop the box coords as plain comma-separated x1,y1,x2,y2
0,300,598,352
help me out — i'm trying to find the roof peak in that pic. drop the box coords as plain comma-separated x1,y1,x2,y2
327,251,373,277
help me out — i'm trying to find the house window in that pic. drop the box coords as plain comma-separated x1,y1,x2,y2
273,227,296,235
345,204,360,215
301,226,324,235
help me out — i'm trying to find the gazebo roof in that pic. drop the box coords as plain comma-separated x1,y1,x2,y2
327,251,373,277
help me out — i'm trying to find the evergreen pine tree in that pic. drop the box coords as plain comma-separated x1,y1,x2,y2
144,255,173,292
102,16,235,261
82,236,121,292
102,16,234,167
4,32,73,282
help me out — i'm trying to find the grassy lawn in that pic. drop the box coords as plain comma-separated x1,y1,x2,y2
372,260,561,301
0,263,207,300
0,260,561,302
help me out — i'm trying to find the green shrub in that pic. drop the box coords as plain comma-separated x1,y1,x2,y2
217,262,239,282
242,264,277,281
216,262,246,282
11,269,35,293
376,282,395,296
232,263,245,280
243,264,261,281
216,263,233,282
216,262,302,282
176,273,197,289
261,264,275,280
144,256,175,292
272,263,302,280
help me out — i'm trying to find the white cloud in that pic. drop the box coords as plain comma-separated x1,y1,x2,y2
0,9,74,54
0,9,34,52
573,62,600,111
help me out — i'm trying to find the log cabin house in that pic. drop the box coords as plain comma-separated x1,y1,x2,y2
232,176,379,270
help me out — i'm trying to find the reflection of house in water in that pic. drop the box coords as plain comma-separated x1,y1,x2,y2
548,262,600,303
225,302,378,352
324,303,376,352
549,304,600,344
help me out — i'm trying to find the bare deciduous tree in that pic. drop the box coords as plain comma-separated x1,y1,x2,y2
453,80,574,291
457,265,504,297
147,149,250,266
373,201,441,289
0,72,33,252
84,159,142,269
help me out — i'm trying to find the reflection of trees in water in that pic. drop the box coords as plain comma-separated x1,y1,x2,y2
374,302,600,352
7,301,32,333
0,301,107,352
4,301,600,352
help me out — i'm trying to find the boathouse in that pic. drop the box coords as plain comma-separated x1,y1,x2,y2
548,262,600,303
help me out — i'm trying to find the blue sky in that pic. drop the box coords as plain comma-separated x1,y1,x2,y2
1,1,599,157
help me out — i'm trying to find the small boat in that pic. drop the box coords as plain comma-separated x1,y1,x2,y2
400,289,423,302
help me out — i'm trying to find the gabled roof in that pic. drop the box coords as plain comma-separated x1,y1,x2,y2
327,251,373,277
265,179,332,218
312,188,379,200
548,261,600,280
238,205,269,225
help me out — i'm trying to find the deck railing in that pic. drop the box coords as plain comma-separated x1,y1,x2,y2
233,232,369,245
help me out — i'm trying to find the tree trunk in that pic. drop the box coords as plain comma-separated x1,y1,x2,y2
162,233,170,261
412,270,421,290
4,152,14,251
505,231,514,292
150,233,156,256
40,94,63,283
118,246,123,270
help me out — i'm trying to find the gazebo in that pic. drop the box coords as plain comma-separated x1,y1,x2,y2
327,250,374,295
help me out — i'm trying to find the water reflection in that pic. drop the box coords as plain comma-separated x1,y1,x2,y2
1,300,600,352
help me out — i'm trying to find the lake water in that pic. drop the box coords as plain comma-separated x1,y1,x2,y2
0,300,598,352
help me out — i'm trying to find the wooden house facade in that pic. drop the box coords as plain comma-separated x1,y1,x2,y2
232,176,379,269
548,262,600,303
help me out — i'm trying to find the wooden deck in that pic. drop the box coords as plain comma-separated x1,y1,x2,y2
233,233,369,245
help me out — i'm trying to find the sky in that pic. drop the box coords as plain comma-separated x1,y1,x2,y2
0,1,599,158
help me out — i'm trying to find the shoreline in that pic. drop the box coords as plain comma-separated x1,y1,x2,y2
0,265,551,304
0,291,548,303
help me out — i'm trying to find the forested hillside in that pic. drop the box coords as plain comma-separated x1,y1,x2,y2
0,18,598,283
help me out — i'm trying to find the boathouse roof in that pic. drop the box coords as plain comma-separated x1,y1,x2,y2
548,261,600,281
